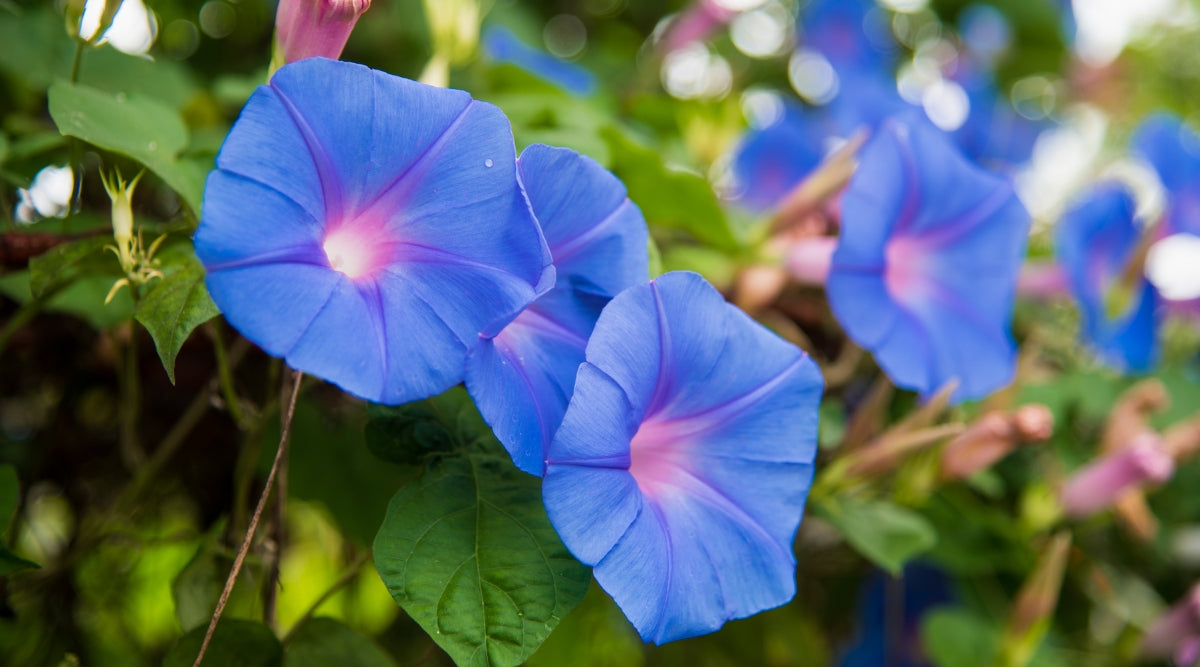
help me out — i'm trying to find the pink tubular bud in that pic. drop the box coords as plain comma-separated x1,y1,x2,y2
785,235,837,286
1017,261,1070,301
939,405,1051,482
274,0,370,65
1060,434,1175,519
659,0,736,54
1142,584,1200,660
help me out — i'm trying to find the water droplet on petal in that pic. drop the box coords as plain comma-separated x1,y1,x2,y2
147,141,158,151
485,159,494,168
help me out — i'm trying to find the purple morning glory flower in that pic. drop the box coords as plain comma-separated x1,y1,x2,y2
482,25,597,96
194,58,553,404
465,144,648,475
1132,112,1200,237
827,118,1030,401
1055,183,1160,372
542,271,823,643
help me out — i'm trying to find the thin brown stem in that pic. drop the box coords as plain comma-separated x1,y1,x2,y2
192,369,303,667
263,372,292,629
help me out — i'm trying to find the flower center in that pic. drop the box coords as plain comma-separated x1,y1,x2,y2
322,220,391,280
629,416,689,498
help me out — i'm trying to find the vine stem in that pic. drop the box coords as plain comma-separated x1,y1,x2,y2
192,368,303,667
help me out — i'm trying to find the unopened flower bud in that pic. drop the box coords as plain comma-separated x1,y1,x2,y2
939,406,1051,481
13,165,73,224
1142,583,1200,660
79,0,158,56
100,169,142,271
274,0,371,68
1060,434,1174,519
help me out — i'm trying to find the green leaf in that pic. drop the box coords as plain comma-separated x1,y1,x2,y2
284,617,397,667
27,236,113,298
373,400,590,667
0,546,40,576
921,609,999,667
818,498,938,575
602,126,741,253
47,81,210,212
163,619,282,667
134,253,219,384
0,464,18,535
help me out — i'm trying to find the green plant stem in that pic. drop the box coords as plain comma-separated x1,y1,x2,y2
280,549,372,645
193,369,303,667
209,322,247,429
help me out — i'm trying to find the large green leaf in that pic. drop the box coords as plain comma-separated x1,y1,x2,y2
602,126,741,253
47,81,210,212
163,619,282,667
817,498,938,575
284,617,396,667
134,252,219,384
0,548,40,576
373,392,590,667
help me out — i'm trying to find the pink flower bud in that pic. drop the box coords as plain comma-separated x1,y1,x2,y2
659,0,737,54
274,0,370,65
1142,584,1200,660
1060,434,1175,519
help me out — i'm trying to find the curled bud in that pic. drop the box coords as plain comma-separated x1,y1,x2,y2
273,0,371,68
1142,584,1200,660
940,405,1051,481
1060,434,1175,519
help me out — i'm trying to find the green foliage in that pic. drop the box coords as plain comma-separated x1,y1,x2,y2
28,237,114,299
47,81,209,212
372,390,590,667
0,464,38,575
817,497,938,575
133,252,219,384
163,619,282,667
601,127,742,254
284,617,397,667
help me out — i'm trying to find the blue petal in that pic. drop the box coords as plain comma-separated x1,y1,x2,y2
732,104,828,211
482,25,597,96
465,291,604,474
195,171,325,270
830,118,1029,401
517,144,649,296
286,278,387,400
1131,112,1200,198
801,0,896,73
468,145,647,473
204,262,340,359
543,271,823,643
1055,183,1161,372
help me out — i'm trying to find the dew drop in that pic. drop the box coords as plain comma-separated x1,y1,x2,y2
484,159,494,168
147,141,158,151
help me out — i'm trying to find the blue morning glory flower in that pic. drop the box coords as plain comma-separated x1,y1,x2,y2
1055,183,1160,372
799,0,896,74
194,58,553,404
465,144,648,475
482,25,597,96
542,271,823,643
1131,112,1200,236
732,103,829,212
949,60,1045,170
827,118,1030,402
